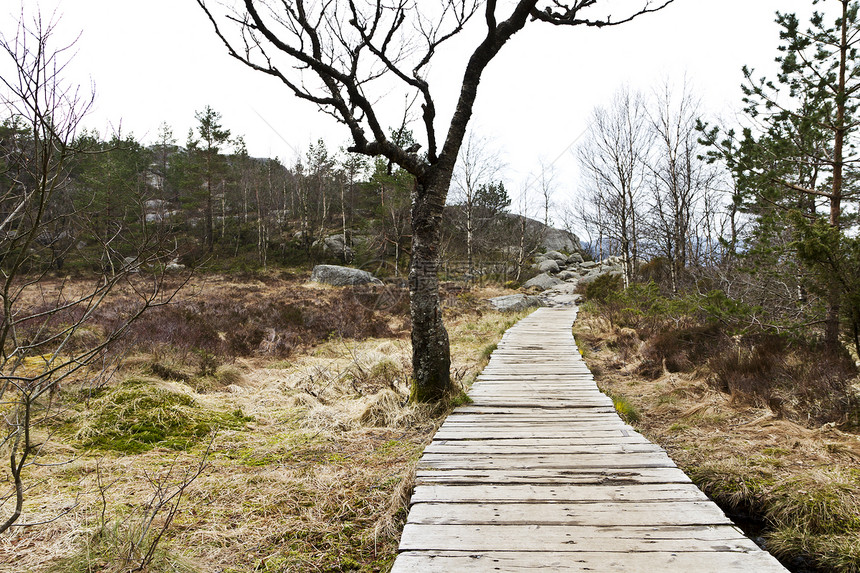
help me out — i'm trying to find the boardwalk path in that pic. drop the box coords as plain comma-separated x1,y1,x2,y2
391,306,788,572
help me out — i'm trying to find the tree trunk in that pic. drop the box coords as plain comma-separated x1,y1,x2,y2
825,0,849,352
409,173,453,402
466,202,474,275
205,178,214,252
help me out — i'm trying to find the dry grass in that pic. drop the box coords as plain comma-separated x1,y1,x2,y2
1,275,521,572
575,312,860,572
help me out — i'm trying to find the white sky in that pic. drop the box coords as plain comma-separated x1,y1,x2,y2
1,0,830,213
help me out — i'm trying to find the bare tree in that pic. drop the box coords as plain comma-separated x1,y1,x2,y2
197,0,674,401
0,10,181,533
451,131,504,273
646,80,716,292
577,87,648,285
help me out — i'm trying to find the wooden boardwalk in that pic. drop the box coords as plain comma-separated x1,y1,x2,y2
391,307,788,572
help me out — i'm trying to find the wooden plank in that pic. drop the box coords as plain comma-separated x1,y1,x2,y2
438,420,632,428
406,501,733,526
397,524,760,553
415,468,693,485
433,429,638,440
423,443,664,455
442,416,627,425
445,411,624,420
449,406,616,415
428,437,652,448
410,483,707,504
464,399,612,405
391,551,789,573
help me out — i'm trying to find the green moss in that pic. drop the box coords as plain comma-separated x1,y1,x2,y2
448,390,473,408
479,343,497,362
76,377,250,454
607,392,640,423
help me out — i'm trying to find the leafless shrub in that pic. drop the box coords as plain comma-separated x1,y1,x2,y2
0,11,185,533
710,335,857,424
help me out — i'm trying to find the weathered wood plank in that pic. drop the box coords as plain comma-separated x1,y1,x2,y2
433,429,638,440
418,453,677,470
415,467,693,485
449,406,616,415
391,551,789,573
423,443,664,455
406,501,733,526
410,483,707,504
397,524,760,552
436,416,630,430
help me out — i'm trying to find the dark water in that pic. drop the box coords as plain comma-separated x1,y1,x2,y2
727,511,822,573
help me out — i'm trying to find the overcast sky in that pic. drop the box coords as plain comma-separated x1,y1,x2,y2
0,0,831,213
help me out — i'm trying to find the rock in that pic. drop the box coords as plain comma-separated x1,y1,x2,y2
311,264,382,286
538,259,560,274
567,252,584,265
523,273,564,291
580,261,598,270
543,250,568,262
166,258,185,272
488,294,544,312
122,256,140,273
542,227,582,254
145,210,180,224
144,199,169,212
558,270,579,281
578,271,603,285
319,234,354,262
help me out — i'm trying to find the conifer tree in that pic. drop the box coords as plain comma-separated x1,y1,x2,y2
702,0,860,350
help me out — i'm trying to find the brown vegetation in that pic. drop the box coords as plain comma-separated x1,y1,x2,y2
1,274,517,572
575,310,860,572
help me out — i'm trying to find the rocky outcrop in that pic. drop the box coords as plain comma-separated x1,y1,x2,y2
313,234,354,262
310,265,382,286
541,251,568,263
537,259,560,274
524,273,563,291
143,199,181,224
489,294,545,312
522,254,628,292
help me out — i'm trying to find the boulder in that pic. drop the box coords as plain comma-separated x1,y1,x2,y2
488,294,544,313
311,265,382,286
166,258,185,272
543,250,568,262
578,270,603,285
320,234,354,262
558,270,579,281
542,227,582,254
580,261,598,270
121,256,140,273
538,259,560,274
523,273,564,291
567,252,584,265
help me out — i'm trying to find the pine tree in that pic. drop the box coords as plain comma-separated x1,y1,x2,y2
188,106,231,252
702,0,860,350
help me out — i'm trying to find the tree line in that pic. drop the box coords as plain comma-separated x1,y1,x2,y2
575,0,860,357
3,106,545,277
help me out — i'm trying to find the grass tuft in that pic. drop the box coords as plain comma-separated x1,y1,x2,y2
608,392,640,424
74,377,249,454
